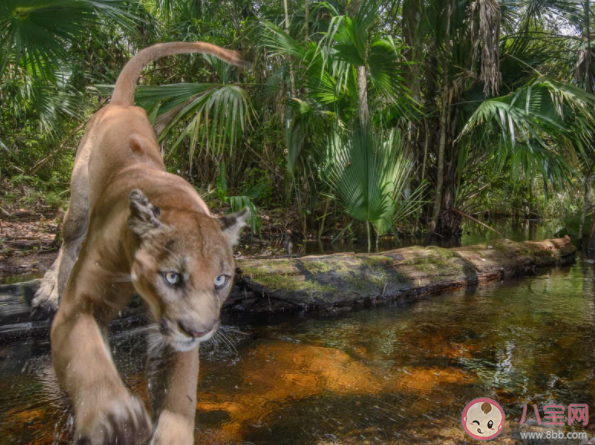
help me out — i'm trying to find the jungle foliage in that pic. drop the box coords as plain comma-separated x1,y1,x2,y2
1,0,594,247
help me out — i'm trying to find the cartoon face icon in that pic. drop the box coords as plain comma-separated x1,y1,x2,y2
462,398,505,440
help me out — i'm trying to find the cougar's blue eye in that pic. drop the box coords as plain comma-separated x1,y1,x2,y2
214,275,228,289
164,272,182,286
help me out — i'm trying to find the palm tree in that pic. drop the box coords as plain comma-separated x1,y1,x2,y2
401,0,595,238
134,54,255,170
0,0,136,79
262,0,415,171
325,124,422,250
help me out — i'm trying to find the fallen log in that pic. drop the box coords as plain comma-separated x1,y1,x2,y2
0,237,576,340
228,236,576,313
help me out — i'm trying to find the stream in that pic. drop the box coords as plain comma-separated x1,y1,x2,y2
2,219,595,444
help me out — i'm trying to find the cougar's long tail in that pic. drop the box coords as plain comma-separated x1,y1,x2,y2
111,42,247,106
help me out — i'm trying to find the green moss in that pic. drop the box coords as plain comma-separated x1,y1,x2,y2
240,265,265,277
266,259,293,271
242,261,334,293
407,258,443,273
425,245,457,258
251,274,334,293
368,271,388,287
525,245,554,258
241,260,294,277
344,274,375,290
492,241,552,260
300,258,354,276
401,249,467,283
300,260,335,274
403,256,441,268
364,255,394,269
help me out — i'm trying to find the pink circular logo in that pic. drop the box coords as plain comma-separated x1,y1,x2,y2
462,398,505,441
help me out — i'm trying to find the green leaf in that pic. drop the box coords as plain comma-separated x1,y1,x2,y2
324,123,423,235
0,0,138,79
134,82,254,163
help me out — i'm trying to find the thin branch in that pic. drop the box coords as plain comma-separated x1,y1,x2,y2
452,208,503,235
0,206,14,219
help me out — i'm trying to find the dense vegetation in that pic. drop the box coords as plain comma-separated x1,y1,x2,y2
1,0,594,249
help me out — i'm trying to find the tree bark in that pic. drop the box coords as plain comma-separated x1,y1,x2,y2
304,0,309,40
578,168,592,249
357,65,370,128
283,0,296,96
427,0,452,237
586,0,593,94
403,0,422,153
587,211,595,251
421,119,429,184
585,2,595,249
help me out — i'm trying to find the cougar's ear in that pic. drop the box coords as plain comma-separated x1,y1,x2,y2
218,207,250,247
129,189,162,237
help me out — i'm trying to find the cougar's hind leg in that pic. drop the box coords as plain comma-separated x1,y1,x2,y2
32,157,90,312
56,168,90,298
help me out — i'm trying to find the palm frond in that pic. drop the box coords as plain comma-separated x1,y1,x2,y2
367,37,415,108
135,82,254,162
324,124,392,226
262,21,308,60
285,97,333,174
371,130,425,236
462,77,595,145
0,0,137,79
461,77,595,187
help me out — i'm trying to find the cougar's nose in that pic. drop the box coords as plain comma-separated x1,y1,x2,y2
177,321,213,338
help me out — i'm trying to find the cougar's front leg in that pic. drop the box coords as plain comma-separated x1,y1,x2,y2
148,346,199,445
52,291,151,445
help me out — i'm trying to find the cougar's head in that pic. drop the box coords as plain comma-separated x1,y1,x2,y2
127,189,248,351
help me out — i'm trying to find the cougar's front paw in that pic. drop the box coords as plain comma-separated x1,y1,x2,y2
150,410,194,445
32,267,60,312
75,393,152,445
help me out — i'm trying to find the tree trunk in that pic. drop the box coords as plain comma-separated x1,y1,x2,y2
421,119,429,183
585,1,595,249
427,0,452,237
440,155,462,235
587,211,595,251
586,0,593,94
0,238,576,331
403,0,422,154
357,65,370,128
283,0,296,96
304,0,309,40
578,166,592,249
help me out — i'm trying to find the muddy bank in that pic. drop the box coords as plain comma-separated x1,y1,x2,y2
0,237,576,340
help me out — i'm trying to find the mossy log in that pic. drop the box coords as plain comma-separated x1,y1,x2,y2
227,237,576,313
0,237,576,340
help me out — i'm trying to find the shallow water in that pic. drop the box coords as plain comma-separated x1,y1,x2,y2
2,255,595,444
291,218,560,256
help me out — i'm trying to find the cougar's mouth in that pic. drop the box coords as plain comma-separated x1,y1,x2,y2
158,317,220,351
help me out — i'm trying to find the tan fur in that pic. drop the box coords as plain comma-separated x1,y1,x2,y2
34,42,248,445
